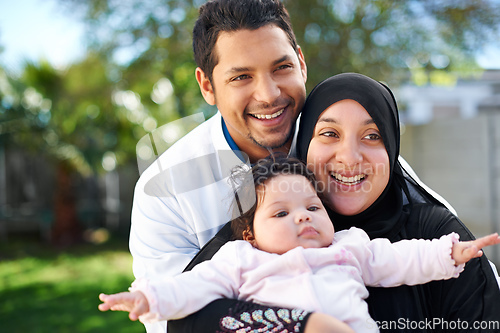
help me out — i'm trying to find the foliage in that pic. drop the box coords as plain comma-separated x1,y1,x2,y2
60,0,500,90
0,237,142,332
60,0,210,118
2,0,500,173
286,0,500,87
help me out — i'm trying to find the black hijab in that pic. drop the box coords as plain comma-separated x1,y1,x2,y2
294,73,420,239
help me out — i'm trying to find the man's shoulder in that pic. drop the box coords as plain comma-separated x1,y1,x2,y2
165,112,223,158
138,113,226,180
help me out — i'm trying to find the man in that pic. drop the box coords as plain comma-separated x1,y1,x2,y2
129,1,310,332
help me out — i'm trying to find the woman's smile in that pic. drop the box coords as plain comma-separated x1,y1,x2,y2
330,172,367,186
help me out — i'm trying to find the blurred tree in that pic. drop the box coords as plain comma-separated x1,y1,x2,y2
0,55,151,245
59,0,500,91
60,0,210,119
287,0,500,87
1,0,499,244
0,0,205,244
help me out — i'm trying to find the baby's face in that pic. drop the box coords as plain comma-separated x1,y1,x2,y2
252,174,335,254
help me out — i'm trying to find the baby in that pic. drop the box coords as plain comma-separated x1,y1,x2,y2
99,157,500,333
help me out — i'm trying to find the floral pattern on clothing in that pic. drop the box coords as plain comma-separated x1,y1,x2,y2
218,305,309,333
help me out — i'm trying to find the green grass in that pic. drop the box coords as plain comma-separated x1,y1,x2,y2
0,235,145,333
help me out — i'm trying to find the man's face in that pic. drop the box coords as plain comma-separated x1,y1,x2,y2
196,25,307,162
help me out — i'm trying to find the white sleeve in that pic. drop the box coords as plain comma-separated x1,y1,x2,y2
130,241,242,323
342,228,465,287
129,174,201,280
129,167,204,333
128,113,245,332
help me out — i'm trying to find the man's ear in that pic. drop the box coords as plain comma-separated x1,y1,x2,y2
195,67,216,105
242,228,257,247
296,45,307,84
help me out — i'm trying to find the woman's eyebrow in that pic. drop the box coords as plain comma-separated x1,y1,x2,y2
316,117,375,126
316,116,337,124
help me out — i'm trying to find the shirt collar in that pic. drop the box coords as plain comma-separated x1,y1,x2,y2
221,117,246,162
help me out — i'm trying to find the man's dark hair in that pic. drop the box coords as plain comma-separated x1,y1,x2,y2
193,0,298,84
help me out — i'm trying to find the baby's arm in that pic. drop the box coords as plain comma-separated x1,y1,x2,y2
99,241,244,323
347,227,499,286
98,291,149,321
452,233,500,265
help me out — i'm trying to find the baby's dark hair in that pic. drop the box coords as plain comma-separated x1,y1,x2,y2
230,156,318,241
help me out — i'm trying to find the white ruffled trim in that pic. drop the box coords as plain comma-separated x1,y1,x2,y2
444,232,465,277
130,278,161,324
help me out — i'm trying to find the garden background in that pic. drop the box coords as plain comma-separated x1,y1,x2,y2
1,0,500,331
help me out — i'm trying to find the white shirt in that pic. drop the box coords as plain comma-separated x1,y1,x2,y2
129,112,250,333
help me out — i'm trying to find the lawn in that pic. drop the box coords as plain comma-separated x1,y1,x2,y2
0,234,145,333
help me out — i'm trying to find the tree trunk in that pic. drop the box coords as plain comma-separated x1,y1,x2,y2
51,162,82,246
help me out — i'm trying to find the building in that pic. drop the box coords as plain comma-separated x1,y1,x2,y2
399,70,500,124
397,70,500,263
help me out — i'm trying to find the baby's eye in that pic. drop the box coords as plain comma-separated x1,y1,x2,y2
307,206,320,212
274,211,288,218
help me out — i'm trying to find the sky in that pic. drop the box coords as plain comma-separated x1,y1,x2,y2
477,46,500,70
0,0,499,74
0,0,85,73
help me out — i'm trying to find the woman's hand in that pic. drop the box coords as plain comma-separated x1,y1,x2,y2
98,291,149,321
452,233,500,265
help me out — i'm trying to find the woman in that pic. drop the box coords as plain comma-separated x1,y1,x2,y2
294,72,500,331
169,73,500,332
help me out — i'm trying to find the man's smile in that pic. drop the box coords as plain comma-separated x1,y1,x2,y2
249,108,285,120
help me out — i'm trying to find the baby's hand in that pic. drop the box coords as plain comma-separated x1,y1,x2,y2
98,291,149,321
452,233,500,265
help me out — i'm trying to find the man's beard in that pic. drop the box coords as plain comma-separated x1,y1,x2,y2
250,123,295,150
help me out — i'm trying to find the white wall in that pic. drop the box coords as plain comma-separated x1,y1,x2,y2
401,114,500,263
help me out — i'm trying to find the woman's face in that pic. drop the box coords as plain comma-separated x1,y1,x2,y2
306,99,390,216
